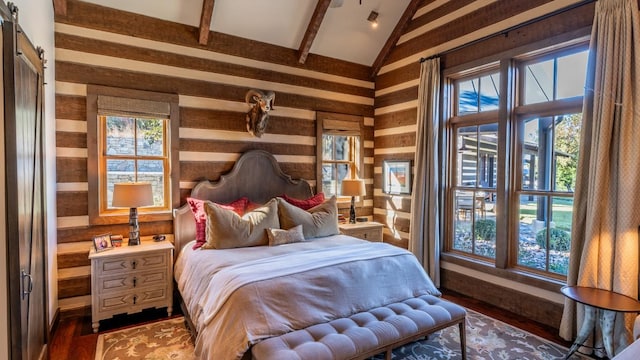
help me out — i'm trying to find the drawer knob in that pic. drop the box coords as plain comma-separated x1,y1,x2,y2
132,260,137,269
133,277,137,288
364,233,367,238
133,295,137,305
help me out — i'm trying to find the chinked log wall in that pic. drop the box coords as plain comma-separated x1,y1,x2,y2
374,0,595,328
54,0,375,313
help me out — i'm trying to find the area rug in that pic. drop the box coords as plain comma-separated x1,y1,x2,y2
95,310,577,359
95,317,195,360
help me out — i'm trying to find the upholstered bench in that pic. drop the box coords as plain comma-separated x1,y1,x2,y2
252,294,467,360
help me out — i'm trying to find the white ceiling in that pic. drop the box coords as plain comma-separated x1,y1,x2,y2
81,0,411,66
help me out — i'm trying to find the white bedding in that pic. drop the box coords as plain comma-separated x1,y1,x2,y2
174,235,440,359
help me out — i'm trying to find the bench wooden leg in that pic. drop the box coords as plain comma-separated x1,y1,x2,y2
459,319,467,360
385,349,392,360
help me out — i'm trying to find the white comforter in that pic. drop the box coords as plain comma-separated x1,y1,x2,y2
174,235,440,359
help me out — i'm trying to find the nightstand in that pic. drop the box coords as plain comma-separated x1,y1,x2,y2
339,222,383,242
88,237,174,333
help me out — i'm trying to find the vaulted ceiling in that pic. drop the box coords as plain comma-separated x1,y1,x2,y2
53,0,422,73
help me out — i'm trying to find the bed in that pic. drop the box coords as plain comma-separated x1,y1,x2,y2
173,150,446,359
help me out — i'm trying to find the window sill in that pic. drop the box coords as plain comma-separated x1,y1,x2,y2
440,252,566,293
89,211,173,225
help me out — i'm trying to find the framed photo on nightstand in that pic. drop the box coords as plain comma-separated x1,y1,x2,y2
93,233,113,252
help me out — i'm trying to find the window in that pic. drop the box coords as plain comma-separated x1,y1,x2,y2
516,114,582,275
87,86,180,224
522,50,588,104
316,112,363,201
457,72,500,114
322,134,360,198
100,115,168,215
452,124,498,259
445,44,588,278
514,47,587,275
450,69,500,259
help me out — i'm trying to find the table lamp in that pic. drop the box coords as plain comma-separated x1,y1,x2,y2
112,182,154,246
341,178,366,224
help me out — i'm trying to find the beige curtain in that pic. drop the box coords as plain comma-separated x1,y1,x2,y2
409,57,441,286
560,0,640,356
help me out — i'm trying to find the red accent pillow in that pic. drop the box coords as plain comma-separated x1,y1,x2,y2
245,201,262,213
282,193,325,210
187,197,248,250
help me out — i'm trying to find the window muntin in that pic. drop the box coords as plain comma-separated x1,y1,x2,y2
522,49,588,104
456,72,500,115
100,115,170,216
322,134,360,199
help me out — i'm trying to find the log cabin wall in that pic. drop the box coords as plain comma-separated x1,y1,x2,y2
54,0,375,313
373,0,595,328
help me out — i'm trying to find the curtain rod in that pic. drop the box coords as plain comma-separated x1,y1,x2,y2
419,0,596,63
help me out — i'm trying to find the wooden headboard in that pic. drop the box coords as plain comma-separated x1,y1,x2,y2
173,150,313,256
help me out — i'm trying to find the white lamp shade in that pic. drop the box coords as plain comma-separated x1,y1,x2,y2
112,182,154,208
341,179,366,197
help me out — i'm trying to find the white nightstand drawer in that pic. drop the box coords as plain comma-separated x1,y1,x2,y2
97,251,168,275
97,269,168,293
345,228,382,242
339,222,384,242
96,286,170,314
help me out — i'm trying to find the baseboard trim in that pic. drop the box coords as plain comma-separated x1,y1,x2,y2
48,308,60,342
441,268,563,329
59,305,91,319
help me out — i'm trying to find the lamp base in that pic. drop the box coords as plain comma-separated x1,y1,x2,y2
127,207,141,246
349,196,356,224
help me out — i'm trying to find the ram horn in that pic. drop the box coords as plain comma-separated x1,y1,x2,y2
245,89,265,105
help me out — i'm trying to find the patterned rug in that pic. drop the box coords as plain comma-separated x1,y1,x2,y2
95,310,576,359
95,317,195,360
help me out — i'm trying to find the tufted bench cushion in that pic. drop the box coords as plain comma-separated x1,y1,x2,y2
251,294,467,360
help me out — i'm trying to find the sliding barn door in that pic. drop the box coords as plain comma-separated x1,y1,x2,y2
2,3,48,359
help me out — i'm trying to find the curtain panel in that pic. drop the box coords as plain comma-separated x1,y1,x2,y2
560,0,640,356
409,57,441,286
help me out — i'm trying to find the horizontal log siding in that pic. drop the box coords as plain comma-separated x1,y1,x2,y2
373,0,595,332
55,1,374,309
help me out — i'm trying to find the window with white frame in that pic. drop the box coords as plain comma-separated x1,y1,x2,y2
445,44,588,277
316,112,363,201
99,114,170,215
87,86,179,224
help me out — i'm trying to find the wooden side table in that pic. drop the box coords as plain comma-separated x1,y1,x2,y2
339,222,383,242
561,286,640,359
89,237,174,333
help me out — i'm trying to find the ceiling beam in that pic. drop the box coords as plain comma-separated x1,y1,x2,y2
298,0,332,64
198,0,215,45
370,0,422,78
52,0,67,16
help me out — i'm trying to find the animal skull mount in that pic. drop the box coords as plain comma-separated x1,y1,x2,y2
245,89,275,138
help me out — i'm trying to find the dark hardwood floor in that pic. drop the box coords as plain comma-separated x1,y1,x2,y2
48,290,571,359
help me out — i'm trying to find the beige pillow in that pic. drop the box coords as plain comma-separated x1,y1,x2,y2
277,196,339,239
203,198,279,249
267,225,305,246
